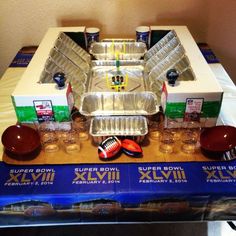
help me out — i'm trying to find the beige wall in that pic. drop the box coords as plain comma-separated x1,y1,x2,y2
0,0,235,84
206,0,236,83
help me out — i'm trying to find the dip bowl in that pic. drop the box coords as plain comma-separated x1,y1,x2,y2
200,125,236,159
1,124,41,160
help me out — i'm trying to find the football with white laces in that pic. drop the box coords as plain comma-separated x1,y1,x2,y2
98,136,122,159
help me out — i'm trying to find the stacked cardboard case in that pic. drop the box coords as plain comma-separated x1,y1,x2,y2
11,27,88,123
147,26,223,127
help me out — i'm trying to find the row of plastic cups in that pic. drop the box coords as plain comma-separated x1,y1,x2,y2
41,125,80,154
35,114,90,154
159,127,200,154
149,120,201,154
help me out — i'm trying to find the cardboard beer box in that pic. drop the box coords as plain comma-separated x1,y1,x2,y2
11,27,86,123
150,26,223,127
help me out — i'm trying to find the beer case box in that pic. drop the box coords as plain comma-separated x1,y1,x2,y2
150,26,223,127
11,27,86,123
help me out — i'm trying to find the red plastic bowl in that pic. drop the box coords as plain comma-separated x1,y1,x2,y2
200,125,236,158
1,124,41,158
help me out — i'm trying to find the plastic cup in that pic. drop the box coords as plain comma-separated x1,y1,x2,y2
71,112,90,141
61,129,80,154
181,121,201,154
86,27,100,49
167,118,182,141
41,132,60,153
148,113,164,141
56,122,72,139
159,129,175,153
136,26,150,47
38,122,60,153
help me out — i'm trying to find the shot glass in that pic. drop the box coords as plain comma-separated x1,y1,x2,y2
60,128,80,154
159,129,175,154
71,112,90,141
181,121,201,154
167,118,182,141
148,113,164,141
38,122,60,153
56,122,72,139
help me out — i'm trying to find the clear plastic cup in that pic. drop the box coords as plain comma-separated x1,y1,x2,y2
159,129,175,153
38,122,60,153
61,128,80,154
71,112,90,141
181,121,201,154
41,132,60,153
56,122,72,139
148,108,164,141
149,122,163,141
167,118,182,141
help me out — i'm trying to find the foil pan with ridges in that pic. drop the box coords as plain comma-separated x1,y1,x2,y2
58,32,91,63
90,116,148,136
80,92,158,116
90,42,147,60
89,63,145,93
144,30,177,61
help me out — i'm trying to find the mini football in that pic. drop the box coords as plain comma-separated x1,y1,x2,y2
121,139,143,157
98,136,122,159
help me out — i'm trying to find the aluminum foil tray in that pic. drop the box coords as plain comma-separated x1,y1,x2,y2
92,60,143,67
90,42,147,60
144,30,177,60
54,39,90,73
89,61,146,92
101,38,136,43
80,92,158,116
58,32,91,63
90,116,148,136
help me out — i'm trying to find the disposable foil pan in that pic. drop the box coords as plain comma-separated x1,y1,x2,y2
144,30,177,60
54,39,90,73
91,60,144,67
90,116,148,136
90,42,147,60
58,32,91,63
90,116,148,144
101,38,136,43
89,62,145,93
145,37,180,73
79,92,158,116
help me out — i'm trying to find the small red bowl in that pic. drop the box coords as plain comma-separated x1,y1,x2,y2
200,125,236,158
1,124,41,159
